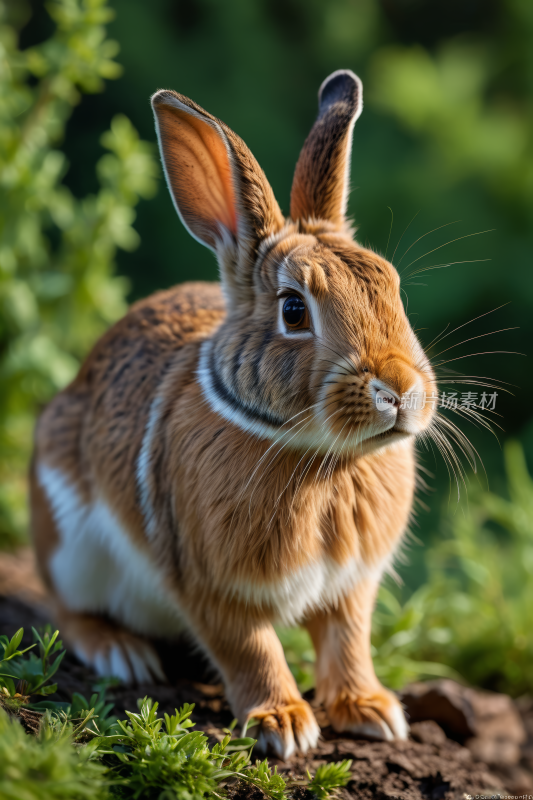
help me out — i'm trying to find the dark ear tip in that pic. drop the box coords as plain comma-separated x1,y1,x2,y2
317,69,363,117
151,89,177,109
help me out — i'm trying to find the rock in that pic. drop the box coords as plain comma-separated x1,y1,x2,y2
401,679,526,747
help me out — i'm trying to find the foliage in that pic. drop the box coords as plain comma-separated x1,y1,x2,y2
68,691,118,736
34,689,120,737
243,759,288,800
0,705,109,800
307,760,352,800
0,626,65,711
373,439,533,696
0,0,158,547
0,677,354,800
94,698,254,800
94,699,353,799
0,627,35,709
276,626,316,694
368,6,533,213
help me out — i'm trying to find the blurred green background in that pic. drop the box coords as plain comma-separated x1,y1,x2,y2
1,0,532,694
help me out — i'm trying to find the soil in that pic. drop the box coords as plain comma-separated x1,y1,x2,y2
2,548,533,800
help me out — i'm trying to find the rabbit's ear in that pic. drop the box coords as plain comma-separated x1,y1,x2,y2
152,90,284,304
290,70,363,227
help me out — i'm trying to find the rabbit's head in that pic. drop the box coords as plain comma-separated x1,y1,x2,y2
152,70,436,457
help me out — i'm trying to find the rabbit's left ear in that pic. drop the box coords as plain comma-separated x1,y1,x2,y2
152,90,284,306
290,70,363,228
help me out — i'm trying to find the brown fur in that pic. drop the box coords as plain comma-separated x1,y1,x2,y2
291,71,362,226
31,71,436,756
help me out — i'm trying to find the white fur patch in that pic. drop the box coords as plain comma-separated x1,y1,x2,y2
197,338,280,442
136,394,163,539
197,340,407,459
229,550,393,626
38,464,183,638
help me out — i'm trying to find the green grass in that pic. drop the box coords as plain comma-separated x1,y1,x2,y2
0,696,353,800
1,631,352,799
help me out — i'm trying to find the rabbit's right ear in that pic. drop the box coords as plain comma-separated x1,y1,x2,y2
290,70,363,228
152,90,284,305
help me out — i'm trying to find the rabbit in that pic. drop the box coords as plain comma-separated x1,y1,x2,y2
30,69,436,759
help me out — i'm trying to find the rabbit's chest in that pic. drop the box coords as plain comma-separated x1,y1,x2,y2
229,549,391,626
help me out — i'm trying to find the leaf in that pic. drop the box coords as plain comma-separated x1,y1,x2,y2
225,736,257,751
3,628,24,659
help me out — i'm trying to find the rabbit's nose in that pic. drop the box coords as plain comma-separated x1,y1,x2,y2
369,379,399,418
378,359,420,398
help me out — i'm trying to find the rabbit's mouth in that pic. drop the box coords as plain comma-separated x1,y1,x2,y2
350,425,412,455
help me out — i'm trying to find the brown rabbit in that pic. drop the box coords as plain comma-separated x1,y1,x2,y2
30,70,436,758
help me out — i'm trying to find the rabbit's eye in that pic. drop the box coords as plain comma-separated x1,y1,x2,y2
283,295,309,330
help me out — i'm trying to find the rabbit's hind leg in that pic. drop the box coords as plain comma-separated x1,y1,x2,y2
30,457,165,685
54,603,166,685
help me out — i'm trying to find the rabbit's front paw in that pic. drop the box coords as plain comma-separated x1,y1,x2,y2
248,700,320,760
327,686,408,741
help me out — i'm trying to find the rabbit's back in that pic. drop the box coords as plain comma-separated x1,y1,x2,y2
31,281,225,612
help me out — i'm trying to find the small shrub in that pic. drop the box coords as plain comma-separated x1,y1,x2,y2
244,759,288,800
0,0,158,547
0,705,109,800
373,440,533,695
307,760,352,800
94,698,254,800
0,626,66,712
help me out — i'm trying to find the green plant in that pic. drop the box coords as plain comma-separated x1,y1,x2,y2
0,0,158,547
8,627,65,697
372,440,533,695
69,691,118,736
276,626,316,694
34,689,119,739
0,705,109,800
243,759,288,800
0,627,35,709
371,583,464,691
307,760,352,800
0,626,66,711
91,697,354,799
94,698,255,800
1,637,355,800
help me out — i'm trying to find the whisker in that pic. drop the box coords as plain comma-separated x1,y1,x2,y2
385,206,394,260
228,402,321,533
435,377,512,395
396,219,460,269
424,302,511,353
428,423,464,501
424,322,451,353
401,228,495,274
433,368,516,389
314,414,350,485
434,350,525,367
391,210,419,264
314,336,359,376
405,258,490,279
261,402,343,530
400,286,409,313
431,328,518,360
435,412,489,488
